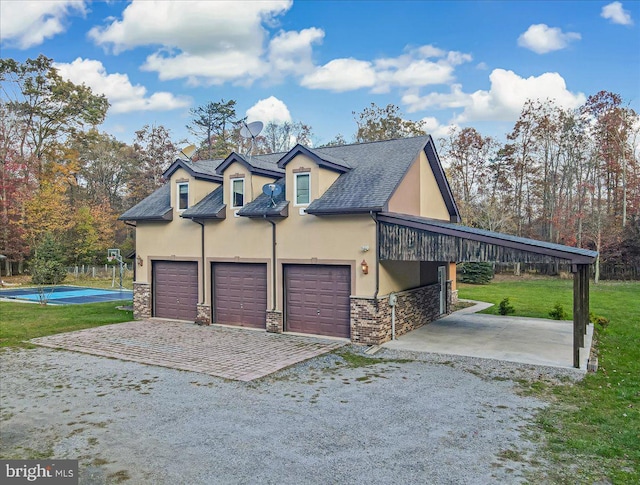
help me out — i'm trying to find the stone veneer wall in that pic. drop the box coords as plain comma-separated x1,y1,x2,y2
266,310,283,333
196,304,211,325
351,282,448,346
133,282,151,319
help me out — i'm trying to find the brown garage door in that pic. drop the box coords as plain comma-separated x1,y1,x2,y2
213,263,267,328
153,261,198,321
285,265,351,338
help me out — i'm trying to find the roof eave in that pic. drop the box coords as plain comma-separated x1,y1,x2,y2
164,159,223,183
277,145,350,173
305,206,383,216
117,209,173,222
239,202,289,219
181,206,226,220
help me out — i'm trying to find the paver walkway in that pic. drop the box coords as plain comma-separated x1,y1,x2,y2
31,320,345,381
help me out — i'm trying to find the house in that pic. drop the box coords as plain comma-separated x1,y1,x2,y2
119,135,597,363
119,135,461,344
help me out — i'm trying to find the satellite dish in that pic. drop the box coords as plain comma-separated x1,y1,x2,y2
262,183,282,207
240,120,264,156
262,183,283,197
240,121,264,139
179,144,197,160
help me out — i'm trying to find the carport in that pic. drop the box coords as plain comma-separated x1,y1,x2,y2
377,213,599,368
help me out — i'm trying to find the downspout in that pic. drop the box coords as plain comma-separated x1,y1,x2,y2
193,219,205,304
265,216,277,310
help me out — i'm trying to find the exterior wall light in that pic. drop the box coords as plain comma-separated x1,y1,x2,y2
361,259,369,275
137,255,143,267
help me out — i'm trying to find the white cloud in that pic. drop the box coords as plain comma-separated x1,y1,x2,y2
88,0,295,86
403,69,586,123
518,24,581,54
419,116,458,139
268,28,325,77
301,59,377,92
0,0,86,48
54,58,191,113
246,96,292,124
601,2,634,25
476,62,489,70
301,45,472,93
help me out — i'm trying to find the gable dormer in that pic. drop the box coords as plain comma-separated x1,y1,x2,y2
162,160,222,218
277,145,351,213
216,152,283,217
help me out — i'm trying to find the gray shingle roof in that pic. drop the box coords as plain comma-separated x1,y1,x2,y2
216,152,284,177
163,159,223,182
305,136,432,214
238,178,288,218
120,136,460,222
181,185,225,219
277,145,351,172
118,184,172,221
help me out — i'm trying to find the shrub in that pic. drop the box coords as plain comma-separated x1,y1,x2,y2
458,262,494,284
549,302,568,320
589,311,610,328
498,297,515,315
31,234,67,286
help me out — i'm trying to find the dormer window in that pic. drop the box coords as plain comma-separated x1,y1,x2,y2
231,178,245,208
295,173,310,206
177,182,189,211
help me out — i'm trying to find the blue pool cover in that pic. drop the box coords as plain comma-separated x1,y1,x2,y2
0,285,133,305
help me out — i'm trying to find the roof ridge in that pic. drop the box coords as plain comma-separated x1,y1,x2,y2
315,134,430,150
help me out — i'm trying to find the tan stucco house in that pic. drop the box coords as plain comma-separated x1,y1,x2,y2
119,134,597,356
120,136,462,344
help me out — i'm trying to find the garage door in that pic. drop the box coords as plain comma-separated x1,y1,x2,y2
285,265,351,338
153,261,198,320
213,263,267,328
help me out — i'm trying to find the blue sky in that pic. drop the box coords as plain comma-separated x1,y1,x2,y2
1,1,639,148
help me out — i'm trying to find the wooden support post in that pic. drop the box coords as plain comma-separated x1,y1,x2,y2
583,265,589,335
573,267,581,368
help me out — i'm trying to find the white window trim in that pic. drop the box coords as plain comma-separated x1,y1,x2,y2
177,182,189,212
230,178,245,208
294,172,310,206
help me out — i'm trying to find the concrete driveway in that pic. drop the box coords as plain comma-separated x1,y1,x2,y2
31,320,345,381
383,301,593,370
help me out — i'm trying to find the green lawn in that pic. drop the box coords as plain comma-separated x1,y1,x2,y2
0,301,133,348
459,277,640,484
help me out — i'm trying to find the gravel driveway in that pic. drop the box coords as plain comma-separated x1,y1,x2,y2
0,346,563,484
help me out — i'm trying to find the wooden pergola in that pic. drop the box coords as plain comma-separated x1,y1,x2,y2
377,213,598,368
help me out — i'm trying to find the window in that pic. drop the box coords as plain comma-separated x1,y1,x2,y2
231,178,244,208
177,183,189,211
295,173,310,205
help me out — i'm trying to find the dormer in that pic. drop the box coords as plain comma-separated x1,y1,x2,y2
163,159,223,217
277,145,351,215
216,152,283,218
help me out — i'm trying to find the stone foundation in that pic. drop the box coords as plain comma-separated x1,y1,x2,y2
266,310,283,333
450,288,459,304
351,283,447,345
196,304,211,325
133,282,151,319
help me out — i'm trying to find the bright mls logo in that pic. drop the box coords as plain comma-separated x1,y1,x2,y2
1,460,78,484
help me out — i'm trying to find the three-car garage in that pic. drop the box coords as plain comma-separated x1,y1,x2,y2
151,260,352,339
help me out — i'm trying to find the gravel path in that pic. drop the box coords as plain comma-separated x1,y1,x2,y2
0,346,554,484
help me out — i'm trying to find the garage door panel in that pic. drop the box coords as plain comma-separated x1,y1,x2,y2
154,261,198,321
285,265,351,338
213,263,267,329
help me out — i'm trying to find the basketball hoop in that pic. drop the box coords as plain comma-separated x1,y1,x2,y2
107,256,114,262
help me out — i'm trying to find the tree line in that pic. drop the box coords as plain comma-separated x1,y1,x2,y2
1,56,638,279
